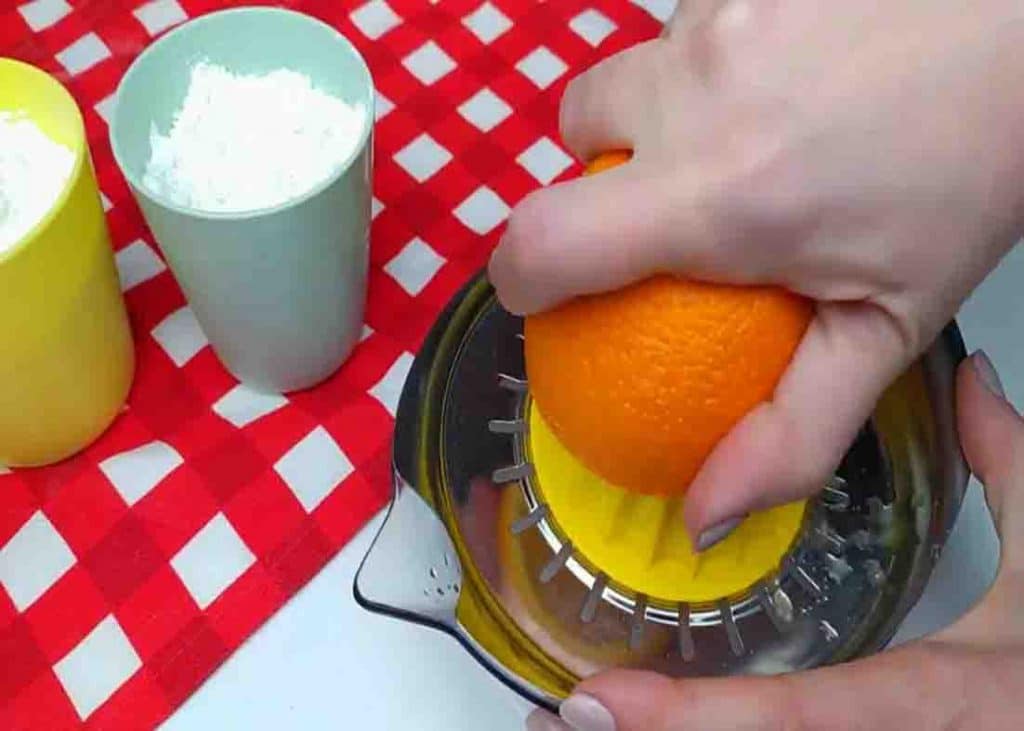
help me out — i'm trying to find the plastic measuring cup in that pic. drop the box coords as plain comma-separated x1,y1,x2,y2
0,59,135,467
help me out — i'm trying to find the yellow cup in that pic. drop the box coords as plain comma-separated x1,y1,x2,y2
0,59,134,467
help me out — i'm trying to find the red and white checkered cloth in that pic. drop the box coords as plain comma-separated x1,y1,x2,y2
0,0,663,727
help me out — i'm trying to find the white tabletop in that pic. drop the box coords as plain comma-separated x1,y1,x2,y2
162,245,1023,730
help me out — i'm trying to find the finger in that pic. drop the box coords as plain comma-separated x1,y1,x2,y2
663,0,730,37
937,352,1024,646
663,0,768,81
956,350,1024,566
561,642,1011,731
683,302,907,546
559,40,667,162
488,159,718,315
525,708,570,730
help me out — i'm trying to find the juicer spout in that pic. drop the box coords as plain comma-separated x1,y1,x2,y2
353,472,462,630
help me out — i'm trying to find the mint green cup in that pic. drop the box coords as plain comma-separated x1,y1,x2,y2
110,8,373,393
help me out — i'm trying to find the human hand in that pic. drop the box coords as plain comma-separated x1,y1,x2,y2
489,0,1023,546
525,351,1024,730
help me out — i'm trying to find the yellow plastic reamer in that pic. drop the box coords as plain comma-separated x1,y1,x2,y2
528,402,807,603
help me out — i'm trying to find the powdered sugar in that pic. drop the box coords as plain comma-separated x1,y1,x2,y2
142,61,367,213
0,111,76,254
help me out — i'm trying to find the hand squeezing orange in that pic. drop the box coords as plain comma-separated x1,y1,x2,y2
525,152,813,496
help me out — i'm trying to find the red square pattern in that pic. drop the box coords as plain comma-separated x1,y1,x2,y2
115,566,200,663
23,567,108,665
0,0,663,727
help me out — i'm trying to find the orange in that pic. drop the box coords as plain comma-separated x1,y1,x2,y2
524,152,813,496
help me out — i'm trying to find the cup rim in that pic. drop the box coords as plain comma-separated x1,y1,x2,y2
108,6,376,222
0,58,87,267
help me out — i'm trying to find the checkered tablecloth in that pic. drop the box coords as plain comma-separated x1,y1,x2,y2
0,0,664,727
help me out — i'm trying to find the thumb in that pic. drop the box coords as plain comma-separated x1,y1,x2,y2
955,350,1024,563
529,643,1006,731
938,350,1024,646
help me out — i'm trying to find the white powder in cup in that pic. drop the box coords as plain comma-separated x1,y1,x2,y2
0,111,76,254
142,61,367,213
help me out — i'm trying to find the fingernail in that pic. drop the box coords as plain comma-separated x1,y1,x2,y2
560,693,616,731
972,350,1005,399
526,708,571,731
696,516,743,552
